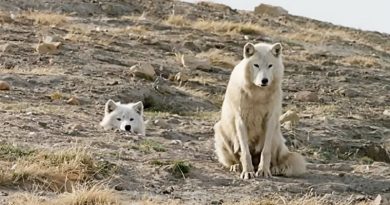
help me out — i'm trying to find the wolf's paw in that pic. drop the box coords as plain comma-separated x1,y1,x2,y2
271,165,287,176
256,167,272,178
240,171,255,179
229,164,241,172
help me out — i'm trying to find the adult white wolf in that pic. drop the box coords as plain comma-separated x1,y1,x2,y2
214,42,306,179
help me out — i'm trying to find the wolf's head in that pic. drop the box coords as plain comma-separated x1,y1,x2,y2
243,42,284,87
100,99,145,135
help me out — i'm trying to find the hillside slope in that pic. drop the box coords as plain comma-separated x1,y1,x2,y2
0,0,389,204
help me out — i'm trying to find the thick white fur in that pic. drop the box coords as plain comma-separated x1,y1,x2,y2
214,42,306,179
100,99,146,136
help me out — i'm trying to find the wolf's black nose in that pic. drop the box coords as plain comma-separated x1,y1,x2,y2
261,78,268,85
125,125,131,131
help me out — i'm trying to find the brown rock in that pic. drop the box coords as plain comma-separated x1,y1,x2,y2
180,54,210,70
294,91,318,102
279,110,299,125
36,42,61,55
129,63,156,81
0,81,10,90
254,4,288,17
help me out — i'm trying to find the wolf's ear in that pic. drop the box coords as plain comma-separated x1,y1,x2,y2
133,101,144,115
105,99,117,114
271,43,282,57
243,43,255,58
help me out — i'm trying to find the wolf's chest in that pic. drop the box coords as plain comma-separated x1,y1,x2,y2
240,103,269,145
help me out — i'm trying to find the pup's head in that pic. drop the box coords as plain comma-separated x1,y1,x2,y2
100,99,144,134
243,42,284,87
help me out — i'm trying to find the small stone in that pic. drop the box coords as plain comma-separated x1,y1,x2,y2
180,54,210,70
279,110,299,125
294,91,318,102
36,42,61,55
170,140,182,145
153,119,171,129
282,121,293,130
38,122,48,128
0,81,10,90
66,96,80,105
114,185,125,191
106,81,119,86
383,110,390,117
372,194,387,205
129,63,156,81
335,76,348,82
42,35,63,43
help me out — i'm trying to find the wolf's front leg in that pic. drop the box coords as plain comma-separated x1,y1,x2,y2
235,116,255,179
256,112,279,178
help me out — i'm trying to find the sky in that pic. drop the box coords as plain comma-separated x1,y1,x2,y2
183,0,390,34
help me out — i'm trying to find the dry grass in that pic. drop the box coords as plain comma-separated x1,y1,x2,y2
9,185,121,205
165,15,268,35
0,145,110,192
308,105,340,116
337,55,381,68
165,15,190,27
196,49,238,69
194,20,266,35
21,11,68,26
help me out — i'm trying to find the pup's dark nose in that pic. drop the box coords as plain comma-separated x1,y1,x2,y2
261,78,268,85
124,125,131,131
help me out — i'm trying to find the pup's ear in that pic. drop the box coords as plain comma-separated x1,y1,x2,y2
105,99,117,114
271,43,282,57
243,43,255,58
133,101,144,115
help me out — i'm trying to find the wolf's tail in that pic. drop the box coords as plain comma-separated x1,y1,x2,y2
273,144,306,177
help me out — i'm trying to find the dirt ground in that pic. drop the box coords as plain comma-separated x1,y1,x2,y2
0,0,389,204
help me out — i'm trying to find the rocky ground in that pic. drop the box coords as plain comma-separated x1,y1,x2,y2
0,0,389,204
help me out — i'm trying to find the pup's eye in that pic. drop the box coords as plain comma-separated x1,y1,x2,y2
254,64,260,68
116,118,121,121
268,64,273,68
130,118,134,121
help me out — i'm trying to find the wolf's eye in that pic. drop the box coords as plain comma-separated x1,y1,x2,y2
116,118,121,121
268,64,273,68
254,64,260,68
130,118,134,121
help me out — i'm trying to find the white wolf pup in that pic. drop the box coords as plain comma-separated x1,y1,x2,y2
214,42,306,179
100,99,146,136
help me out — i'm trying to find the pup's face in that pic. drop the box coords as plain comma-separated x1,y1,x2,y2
243,42,283,87
100,100,144,134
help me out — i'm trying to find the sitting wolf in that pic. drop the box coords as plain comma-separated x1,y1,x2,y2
214,42,306,179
